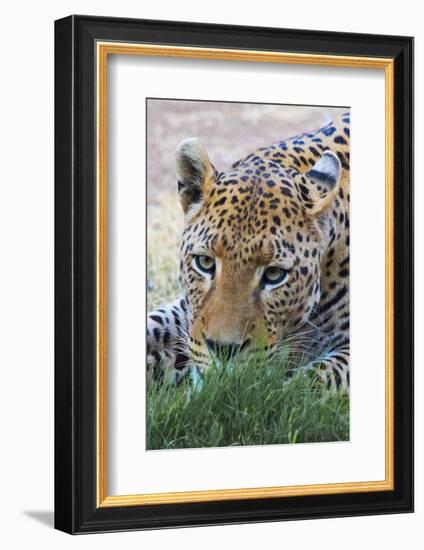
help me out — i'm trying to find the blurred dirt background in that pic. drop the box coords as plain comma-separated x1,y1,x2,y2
147,100,345,206
146,100,345,310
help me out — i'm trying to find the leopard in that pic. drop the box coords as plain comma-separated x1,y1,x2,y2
147,111,350,391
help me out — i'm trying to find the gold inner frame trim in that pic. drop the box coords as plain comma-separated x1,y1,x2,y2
96,42,395,508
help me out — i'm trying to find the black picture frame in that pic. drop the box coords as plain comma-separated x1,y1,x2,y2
55,14,414,534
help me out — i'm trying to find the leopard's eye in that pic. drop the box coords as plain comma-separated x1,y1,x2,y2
261,266,289,289
193,255,216,276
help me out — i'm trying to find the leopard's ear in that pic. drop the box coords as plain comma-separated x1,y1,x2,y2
301,151,343,215
176,138,214,213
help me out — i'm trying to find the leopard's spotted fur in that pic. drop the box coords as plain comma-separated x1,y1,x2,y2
147,112,350,390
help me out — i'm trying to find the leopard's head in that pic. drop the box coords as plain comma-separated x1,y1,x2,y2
176,138,342,369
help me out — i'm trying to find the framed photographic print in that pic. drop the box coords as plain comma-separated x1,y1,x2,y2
54,15,414,534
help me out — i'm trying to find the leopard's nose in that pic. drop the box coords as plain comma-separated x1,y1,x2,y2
205,338,250,359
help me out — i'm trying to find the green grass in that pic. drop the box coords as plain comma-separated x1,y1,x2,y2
146,354,349,450
147,191,349,450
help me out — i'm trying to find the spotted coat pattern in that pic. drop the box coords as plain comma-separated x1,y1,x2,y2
147,112,350,390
